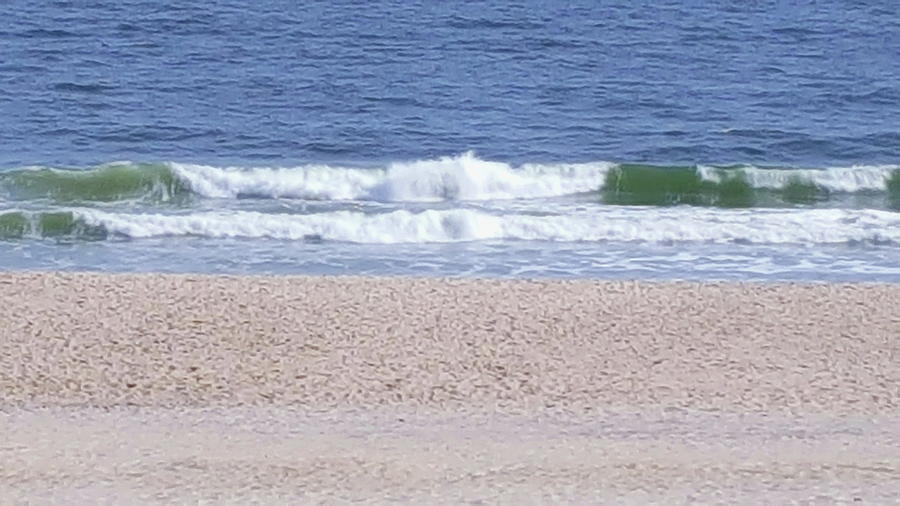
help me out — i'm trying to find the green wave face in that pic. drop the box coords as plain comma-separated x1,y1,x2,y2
0,211,106,240
0,163,188,203
888,170,900,210
599,165,842,207
780,176,828,204
601,165,756,207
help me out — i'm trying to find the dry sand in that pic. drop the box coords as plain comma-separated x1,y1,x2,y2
1,272,898,503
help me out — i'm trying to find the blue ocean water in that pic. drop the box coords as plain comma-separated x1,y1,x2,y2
1,1,899,280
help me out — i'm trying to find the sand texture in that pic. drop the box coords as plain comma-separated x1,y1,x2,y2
1,272,899,503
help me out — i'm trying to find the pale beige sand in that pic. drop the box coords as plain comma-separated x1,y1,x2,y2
3,408,898,504
1,272,899,503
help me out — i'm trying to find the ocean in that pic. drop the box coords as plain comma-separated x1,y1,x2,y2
2,1,898,281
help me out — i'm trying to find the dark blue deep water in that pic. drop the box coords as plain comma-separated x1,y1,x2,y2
1,1,899,280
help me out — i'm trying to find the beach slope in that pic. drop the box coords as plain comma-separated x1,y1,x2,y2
1,273,898,503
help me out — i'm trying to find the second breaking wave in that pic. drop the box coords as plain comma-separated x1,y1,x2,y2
3,207,899,245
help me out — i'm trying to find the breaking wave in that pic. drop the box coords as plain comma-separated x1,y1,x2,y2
0,210,105,239
0,162,186,203
1,154,897,208
604,164,900,207
169,152,611,201
4,207,899,245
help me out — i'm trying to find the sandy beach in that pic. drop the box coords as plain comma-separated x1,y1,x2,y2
2,272,899,503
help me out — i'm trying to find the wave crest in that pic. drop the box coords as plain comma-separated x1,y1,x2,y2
171,152,613,202
63,207,900,245
1,156,898,208
0,163,185,203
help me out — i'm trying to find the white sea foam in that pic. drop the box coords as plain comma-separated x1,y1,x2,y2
698,164,897,192
169,152,613,202
169,155,897,204
168,162,382,200
75,207,900,245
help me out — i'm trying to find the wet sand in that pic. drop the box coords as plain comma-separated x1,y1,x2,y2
1,272,898,503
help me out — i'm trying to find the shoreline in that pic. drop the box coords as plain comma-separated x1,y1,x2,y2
2,271,898,502
7,268,900,284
